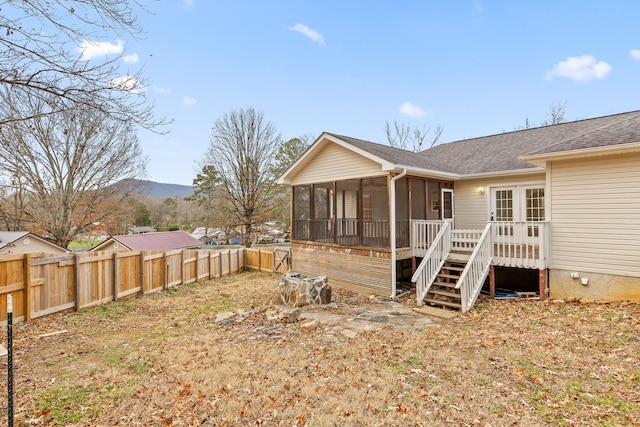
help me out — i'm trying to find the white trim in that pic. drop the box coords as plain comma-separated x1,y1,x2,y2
390,169,408,299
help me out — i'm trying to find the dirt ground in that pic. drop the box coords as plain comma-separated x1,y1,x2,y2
1,271,639,426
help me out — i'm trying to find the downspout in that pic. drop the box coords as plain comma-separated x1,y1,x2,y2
390,168,407,299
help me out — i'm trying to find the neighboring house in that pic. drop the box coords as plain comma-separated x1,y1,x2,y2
191,227,227,244
127,226,157,235
278,110,640,310
91,231,203,252
0,232,70,255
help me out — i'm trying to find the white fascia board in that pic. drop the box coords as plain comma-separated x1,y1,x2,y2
390,165,461,180
519,141,640,167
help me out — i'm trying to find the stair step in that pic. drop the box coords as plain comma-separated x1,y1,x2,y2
432,280,457,289
428,289,461,299
448,253,470,262
441,265,464,272
424,298,462,310
437,273,460,280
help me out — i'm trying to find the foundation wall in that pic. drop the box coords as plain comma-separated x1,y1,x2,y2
550,269,640,302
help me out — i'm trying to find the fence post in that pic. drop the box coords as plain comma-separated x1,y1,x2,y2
163,252,168,290
74,253,81,311
113,252,119,302
140,251,145,294
195,250,199,282
208,250,213,279
181,249,186,285
23,253,32,322
258,249,261,272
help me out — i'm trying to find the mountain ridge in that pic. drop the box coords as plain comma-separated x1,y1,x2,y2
132,179,194,199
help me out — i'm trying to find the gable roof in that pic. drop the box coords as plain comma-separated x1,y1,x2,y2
92,231,202,251
0,231,69,252
280,110,640,182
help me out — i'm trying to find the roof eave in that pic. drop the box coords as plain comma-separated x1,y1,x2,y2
520,141,640,166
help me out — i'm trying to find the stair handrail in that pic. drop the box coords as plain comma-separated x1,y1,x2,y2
412,221,451,306
455,222,493,313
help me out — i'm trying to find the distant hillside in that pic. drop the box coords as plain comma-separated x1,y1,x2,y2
131,180,194,199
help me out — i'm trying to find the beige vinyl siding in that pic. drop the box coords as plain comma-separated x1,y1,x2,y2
550,153,640,276
290,143,384,185
454,173,545,229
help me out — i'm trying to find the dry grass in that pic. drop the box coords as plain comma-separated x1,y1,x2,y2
1,271,639,426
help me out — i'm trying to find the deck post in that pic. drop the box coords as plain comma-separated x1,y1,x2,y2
489,265,495,299
539,268,547,301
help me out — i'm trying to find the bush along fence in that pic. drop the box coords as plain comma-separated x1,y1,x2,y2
0,246,291,325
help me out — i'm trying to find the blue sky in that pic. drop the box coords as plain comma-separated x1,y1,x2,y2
95,1,640,185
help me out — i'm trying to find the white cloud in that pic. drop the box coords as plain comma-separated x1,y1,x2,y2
109,75,144,94
77,39,124,60
630,49,640,61
122,53,139,64
183,97,197,106
288,23,325,46
398,102,427,118
154,86,172,94
545,55,612,82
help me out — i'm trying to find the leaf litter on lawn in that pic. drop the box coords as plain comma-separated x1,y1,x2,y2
1,271,639,426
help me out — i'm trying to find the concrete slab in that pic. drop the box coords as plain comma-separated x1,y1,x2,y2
0,344,7,357
413,306,459,319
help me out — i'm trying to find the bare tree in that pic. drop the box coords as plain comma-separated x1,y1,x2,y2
0,90,148,246
516,101,568,130
201,107,281,247
385,120,443,152
541,101,567,126
0,0,164,130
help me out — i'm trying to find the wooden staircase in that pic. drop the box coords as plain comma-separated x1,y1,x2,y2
422,251,470,311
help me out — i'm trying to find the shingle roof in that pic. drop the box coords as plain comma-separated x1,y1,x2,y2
330,110,640,175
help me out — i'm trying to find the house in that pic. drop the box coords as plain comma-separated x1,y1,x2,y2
278,110,640,310
0,232,70,255
191,227,227,245
127,226,157,235
91,230,203,252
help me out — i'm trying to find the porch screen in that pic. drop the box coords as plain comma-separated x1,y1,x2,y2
362,177,389,248
395,177,409,248
313,183,333,242
336,180,359,246
292,186,310,240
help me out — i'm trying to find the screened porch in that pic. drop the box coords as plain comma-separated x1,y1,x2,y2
291,176,452,250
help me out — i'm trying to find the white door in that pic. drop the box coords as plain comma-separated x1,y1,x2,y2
491,187,516,239
441,189,454,224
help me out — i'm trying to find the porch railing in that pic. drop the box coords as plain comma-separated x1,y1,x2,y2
455,223,492,313
412,221,451,306
491,221,549,269
410,221,548,270
410,220,445,257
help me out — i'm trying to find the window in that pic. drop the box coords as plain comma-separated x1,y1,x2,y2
525,188,545,221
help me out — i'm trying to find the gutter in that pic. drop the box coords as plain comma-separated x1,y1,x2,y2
389,168,407,299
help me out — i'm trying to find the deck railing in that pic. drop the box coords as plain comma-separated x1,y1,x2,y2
410,221,549,270
492,221,549,269
456,223,493,313
410,220,445,257
412,221,451,306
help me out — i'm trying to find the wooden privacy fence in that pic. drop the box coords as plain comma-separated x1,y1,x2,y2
245,247,291,274
0,248,246,324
